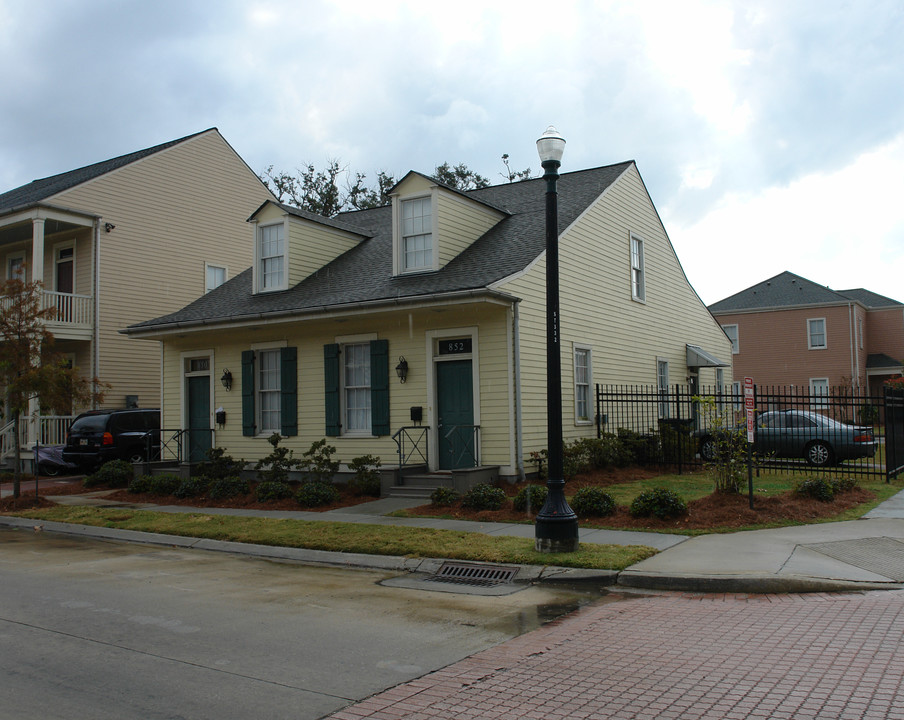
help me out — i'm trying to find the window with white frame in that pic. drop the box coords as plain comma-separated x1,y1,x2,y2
206,264,226,293
657,359,669,418
343,342,372,433
401,197,433,271
731,381,742,410
7,253,24,281
810,377,830,408
722,324,739,354
257,349,281,432
808,318,826,349
258,223,285,291
574,345,592,424
630,234,645,301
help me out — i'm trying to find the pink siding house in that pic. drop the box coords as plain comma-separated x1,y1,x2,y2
710,271,904,397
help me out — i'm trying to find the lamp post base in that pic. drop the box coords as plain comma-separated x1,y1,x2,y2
534,516,580,553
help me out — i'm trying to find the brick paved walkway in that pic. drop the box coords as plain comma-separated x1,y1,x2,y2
328,590,904,720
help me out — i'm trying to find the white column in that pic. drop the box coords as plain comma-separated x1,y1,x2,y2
31,217,45,285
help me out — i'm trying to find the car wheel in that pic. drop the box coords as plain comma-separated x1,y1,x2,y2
128,452,146,464
38,463,60,477
700,437,718,462
805,441,834,467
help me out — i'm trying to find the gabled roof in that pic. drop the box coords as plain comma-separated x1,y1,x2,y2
709,271,903,313
248,201,373,238
0,128,214,214
126,161,634,334
868,353,903,370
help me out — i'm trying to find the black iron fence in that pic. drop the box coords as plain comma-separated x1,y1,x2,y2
596,384,899,481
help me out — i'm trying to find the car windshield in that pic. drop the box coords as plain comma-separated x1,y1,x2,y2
69,415,109,432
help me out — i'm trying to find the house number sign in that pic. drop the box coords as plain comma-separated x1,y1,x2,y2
438,338,472,355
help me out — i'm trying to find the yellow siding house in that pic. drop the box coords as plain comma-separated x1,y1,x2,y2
126,160,731,488
0,129,275,455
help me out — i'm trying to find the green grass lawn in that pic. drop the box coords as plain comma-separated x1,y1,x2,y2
8,505,658,571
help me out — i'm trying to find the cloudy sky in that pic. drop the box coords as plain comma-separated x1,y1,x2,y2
1,0,902,305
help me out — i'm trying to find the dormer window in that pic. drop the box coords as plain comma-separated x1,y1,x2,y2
401,197,433,272
257,222,286,292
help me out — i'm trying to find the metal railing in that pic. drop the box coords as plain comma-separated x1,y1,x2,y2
597,383,890,480
154,428,215,464
393,426,429,468
0,415,75,459
442,424,480,469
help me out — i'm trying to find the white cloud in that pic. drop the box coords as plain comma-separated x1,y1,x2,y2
668,132,904,305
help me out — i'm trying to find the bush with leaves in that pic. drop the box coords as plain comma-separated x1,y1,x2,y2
796,477,836,502
571,487,616,517
695,395,748,494
174,477,208,498
296,481,340,507
128,473,181,496
254,433,297,485
430,486,460,507
207,476,250,500
629,487,687,520
83,459,133,488
298,439,340,484
461,483,506,511
615,429,658,464
349,454,382,497
529,449,548,481
195,447,244,481
512,484,547,513
255,480,294,502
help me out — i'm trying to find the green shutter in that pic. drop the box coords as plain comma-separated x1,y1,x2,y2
324,343,341,436
241,350,255,437
370,339,389,436
280,346,298,437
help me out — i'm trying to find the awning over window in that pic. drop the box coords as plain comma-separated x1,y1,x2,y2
686,344,729,369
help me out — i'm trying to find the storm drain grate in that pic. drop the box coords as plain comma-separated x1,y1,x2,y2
427,562,518,587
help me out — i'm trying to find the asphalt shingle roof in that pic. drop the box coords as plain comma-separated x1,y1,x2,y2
709,271,903,313
0,129,212,214
127,161,634,333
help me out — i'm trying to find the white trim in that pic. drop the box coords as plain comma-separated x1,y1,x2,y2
52,239,76,293
656,357,670,419
394,191,439,275
425,326,480,470
807,317,827,350
722,323,739,354
809,377,830,408
573,343,593,425
333,333,378,438
179,349,215,443
6,250,25,281
205,262,227,293
630,231,646,303
250,340,287,351
253,219,288,293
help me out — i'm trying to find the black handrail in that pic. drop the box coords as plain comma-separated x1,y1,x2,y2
393,426,429,468
442,424,480,468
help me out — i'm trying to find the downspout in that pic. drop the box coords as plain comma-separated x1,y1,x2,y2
93,219,101,409
513,301,525,481
848,302,857,392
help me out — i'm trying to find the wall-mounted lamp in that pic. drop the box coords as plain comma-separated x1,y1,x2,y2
220,369,233,391
395,357,409,384
104,222,115,233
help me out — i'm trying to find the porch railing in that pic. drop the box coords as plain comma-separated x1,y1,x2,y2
442,424,480,469
42,290,93,327
393,426,429,468
0,415,75,460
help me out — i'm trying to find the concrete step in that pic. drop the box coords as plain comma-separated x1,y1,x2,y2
399,473,453,489
386,486,436,499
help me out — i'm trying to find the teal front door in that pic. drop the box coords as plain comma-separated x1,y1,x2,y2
436,360,475,470
187,376,211,463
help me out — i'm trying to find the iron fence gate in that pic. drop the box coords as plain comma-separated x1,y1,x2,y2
596,384,898,481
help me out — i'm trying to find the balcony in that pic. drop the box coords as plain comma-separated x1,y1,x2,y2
42,290,93,338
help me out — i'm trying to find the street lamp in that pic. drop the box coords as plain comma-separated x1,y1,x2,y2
534,126,580,553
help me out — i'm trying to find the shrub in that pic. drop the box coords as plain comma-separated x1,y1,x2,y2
196,447,244,482
796,477,835,502
630,487,687,520
695,396,748,494
127,475,152,494
83,460,133,488
296,481,340,507
571,487,616,517
349,454,382,497
144,473,182,496
561,436,633,478
461,483,506,511
255,481,294,502
529,449,548,481
207,476,250,500
616,429,658,465
174,477,208,498
430,486,460,507
299,438,340,484
254,433,297,485
512,484,547,513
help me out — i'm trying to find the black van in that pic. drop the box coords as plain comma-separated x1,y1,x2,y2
62,409,160,471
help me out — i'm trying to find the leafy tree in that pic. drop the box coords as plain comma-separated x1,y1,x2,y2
432,162,490,191
0,276,104,497
500,154,534,183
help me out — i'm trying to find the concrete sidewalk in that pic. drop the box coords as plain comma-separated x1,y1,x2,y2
3,486,904,593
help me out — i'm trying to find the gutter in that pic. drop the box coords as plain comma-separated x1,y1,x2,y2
122,287,522,338
513,301,525,482
93,218,101,409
